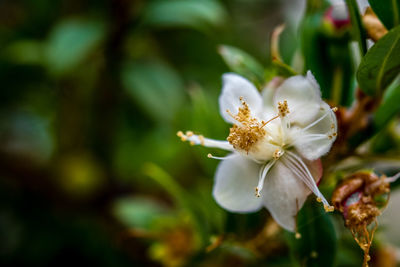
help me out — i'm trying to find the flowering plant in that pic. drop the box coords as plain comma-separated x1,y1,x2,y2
179,72,337,231
173,0,400,265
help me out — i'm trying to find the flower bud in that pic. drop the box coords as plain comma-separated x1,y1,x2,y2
322,3,351,36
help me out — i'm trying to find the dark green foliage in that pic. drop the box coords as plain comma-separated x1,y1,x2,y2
369,0,400,30
357,25,400,96
286,201,337,267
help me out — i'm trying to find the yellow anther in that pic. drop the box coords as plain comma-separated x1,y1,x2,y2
316,197,322,203
255,187,261,197
186,131,193,137
177,131,184,137
332,132,337,137
324,205,334,212
295,232,302,239
227,99,266,152
273,148,283,159
181,136,187,141
332,107,338,112
328,135,333,139
198,135,205,146
310,251,318,258
207,153,213,158
277,100,289,117
190,141,195,146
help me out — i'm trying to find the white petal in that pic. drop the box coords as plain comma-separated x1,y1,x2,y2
330,1,349,21
219,73,263,124
274,72,322,126
356,0,369,14
306,70,321,96
290,102,337,160
259,77,283,121
213,154,263,213
261,156,322,231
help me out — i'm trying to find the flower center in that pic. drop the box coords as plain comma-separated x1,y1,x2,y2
226,98,268,153
226,98,290,160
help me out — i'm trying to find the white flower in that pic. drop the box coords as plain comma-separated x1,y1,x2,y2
178,71,338,232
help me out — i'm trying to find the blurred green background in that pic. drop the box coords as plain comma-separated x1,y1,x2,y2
3,0,400,266
0,0,296,266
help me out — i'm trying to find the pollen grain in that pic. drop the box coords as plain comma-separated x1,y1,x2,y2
227,99,267,152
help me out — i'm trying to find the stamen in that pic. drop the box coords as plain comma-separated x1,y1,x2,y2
273,148,284,159
255,160,275,197
386,172,400,183
324,205,335,212
207,153,231,160
283,157,317,195
261,115,279,128
285,151,334,212
198,135,205,146
277,100,290,117
332,107,338,112
291,135,329,145
227,98,267,152
226,109,236,120
177,130,234,151
301,112,330,132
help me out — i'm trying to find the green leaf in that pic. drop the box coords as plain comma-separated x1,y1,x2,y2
301,11,354,103
218,45,265,86
357,25,400,96
45,19,106,76
142,163,209,245
346,0,367,56
373,79,400,130
142,163,189,212
143,0,227,32
368,0,400,30
370,127,398,153
286,201,337,267
301,12,331,98
271,60,297,77
121,61,185,122
113,196,168,230
2,40,44,65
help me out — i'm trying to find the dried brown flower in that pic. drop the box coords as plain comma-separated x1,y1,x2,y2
332,171,390,267
362,7,388,42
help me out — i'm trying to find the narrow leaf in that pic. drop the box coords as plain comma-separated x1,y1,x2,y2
113,196,168,230
45,19,106,76
218,45,265,86
143,0,227,32
346,0,368,56
121,61,185,122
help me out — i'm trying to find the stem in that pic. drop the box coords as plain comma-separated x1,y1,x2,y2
332,67,343,105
